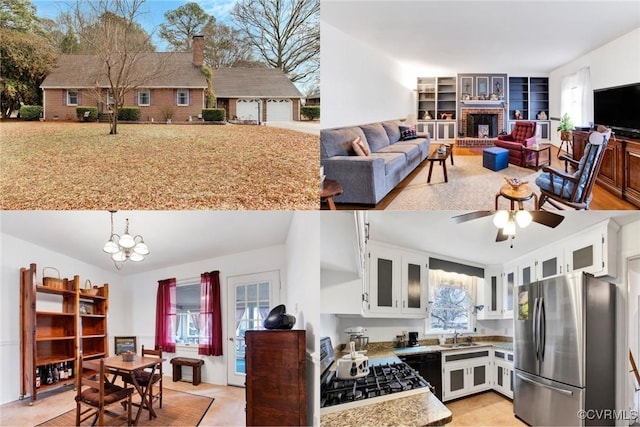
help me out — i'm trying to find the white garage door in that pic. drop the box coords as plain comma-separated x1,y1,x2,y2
266,99,292,121
236,99,260,121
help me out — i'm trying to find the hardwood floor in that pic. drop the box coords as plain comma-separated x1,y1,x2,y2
0,376,246,426
323,144,638,210
446,391,524,426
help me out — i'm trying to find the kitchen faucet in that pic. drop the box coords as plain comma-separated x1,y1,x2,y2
453,330,461,344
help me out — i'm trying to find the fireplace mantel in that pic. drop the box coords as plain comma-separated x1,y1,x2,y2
460,100,505,107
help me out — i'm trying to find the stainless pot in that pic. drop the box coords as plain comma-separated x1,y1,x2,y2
349,335,369,351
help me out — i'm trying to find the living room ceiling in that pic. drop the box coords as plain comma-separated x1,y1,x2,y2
1,211,293,275
322,211,640,272
321,0,640,75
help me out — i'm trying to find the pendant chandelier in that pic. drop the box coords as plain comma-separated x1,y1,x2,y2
102,211,149,269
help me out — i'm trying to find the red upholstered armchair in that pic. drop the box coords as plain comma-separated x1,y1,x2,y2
495,121,537,166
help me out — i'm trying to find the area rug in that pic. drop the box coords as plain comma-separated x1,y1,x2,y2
37,389,214,426
386,154,542,210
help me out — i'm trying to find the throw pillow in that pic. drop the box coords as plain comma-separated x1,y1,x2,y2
399,125,417,140
351,136,371,156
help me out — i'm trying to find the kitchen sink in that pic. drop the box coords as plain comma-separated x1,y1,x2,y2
439,342,479,348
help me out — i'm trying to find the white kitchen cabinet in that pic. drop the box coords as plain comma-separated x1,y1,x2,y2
501,265,516,319
493,349,514,399
366,242,428,317
564,219,620,278
519,258,536,286
442,348,492,401
536,246,564,279
480,265,513,320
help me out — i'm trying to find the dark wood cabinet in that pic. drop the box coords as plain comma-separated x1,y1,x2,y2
625,140,640,207
245,330,307,426
572,131,640,208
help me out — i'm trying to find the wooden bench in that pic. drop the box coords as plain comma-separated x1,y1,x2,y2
170,357,204,386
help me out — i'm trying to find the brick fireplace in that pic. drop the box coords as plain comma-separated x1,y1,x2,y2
460,108,504,138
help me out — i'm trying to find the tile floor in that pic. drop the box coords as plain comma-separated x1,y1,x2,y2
446,391,525,426
0,376,246,426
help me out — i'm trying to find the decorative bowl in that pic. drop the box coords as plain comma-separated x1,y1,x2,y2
121,352,135,362
504,177,528,190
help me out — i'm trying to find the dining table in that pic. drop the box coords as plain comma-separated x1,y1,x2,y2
103,355,165,425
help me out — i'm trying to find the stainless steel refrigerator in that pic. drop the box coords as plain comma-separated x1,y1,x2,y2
513,272,615,426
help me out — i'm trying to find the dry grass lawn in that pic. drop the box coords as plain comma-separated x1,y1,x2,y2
0,121,319,209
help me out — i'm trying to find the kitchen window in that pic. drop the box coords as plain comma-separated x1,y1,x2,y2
177,89,189,106
427,269,476,333
67,90,78,106
175,283,200,345
138,89,150,106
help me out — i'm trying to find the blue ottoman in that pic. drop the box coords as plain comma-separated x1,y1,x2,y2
483,147,509,171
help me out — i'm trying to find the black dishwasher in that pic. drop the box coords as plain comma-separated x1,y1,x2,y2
399,352,442,400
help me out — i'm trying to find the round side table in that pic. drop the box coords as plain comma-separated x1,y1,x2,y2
495,183,538,210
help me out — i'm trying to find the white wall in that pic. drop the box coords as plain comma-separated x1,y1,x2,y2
0,233,122,405
320,21,413,129
122,244,287,386
284,212,320,426
548,28,640,144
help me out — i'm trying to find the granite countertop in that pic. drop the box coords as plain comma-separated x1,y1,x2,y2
320,390,453,427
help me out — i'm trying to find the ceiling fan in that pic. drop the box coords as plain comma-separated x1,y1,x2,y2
452,210,564,243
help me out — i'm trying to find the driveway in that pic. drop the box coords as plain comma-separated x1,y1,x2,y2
265,121,319,135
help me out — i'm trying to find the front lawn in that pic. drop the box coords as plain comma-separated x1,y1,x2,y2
0,122,319,209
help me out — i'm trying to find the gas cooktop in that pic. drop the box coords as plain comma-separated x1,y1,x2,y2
320,362,431,414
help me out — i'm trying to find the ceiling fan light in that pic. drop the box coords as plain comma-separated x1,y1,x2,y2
118,233,135,249
516,210,533,228
112,251,127,262
493,211,509,228
504,221,516,236
129,252,144,262
103,239,119,254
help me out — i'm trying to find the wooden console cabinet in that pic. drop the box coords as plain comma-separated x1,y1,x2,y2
245,330,306,426
572,130,640,208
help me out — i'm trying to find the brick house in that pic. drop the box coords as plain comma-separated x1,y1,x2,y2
40,36,303,122
214,68,303,122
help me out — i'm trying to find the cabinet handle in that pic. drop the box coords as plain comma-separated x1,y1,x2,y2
395,300,398,308
403,300,406,308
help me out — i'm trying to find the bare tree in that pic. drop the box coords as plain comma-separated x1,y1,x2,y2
231,0,319,83
68,0,170,134
202,22,253,69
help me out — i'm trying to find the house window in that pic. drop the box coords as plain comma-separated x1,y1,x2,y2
177,89,189,106
138,89,150,106
175,283,200,345
427,270,476,333
560,67,592,127
67,90,78,106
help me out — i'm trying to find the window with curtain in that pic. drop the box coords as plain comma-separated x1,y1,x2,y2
560,67,592,127
155,278,176,353
199,271,222,356
175,283,201,345
427,269,476,333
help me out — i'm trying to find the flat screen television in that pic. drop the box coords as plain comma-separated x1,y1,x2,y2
593,82,640,139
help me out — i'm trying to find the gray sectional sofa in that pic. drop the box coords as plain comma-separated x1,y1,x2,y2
320,120,431,205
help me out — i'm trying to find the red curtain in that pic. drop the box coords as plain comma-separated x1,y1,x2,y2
155,278,176,353
199,271,223,356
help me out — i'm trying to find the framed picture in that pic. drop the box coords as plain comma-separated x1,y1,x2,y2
491,76,505,98
476,77,489,97
114,336,137,355
460,76,473,98
79,302,93,315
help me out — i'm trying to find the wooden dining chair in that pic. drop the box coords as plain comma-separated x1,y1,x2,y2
75,356,134,426
122,345,163,418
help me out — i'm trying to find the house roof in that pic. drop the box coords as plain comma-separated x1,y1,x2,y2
213,68,302,98
41,53,208,89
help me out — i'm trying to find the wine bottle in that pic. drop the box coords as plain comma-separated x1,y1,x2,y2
67,361,73,379
35,367,41,388
46,365,53,385
53,363,59,383
60,363,67,380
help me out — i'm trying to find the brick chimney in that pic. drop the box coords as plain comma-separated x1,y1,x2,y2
192,35,204,67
